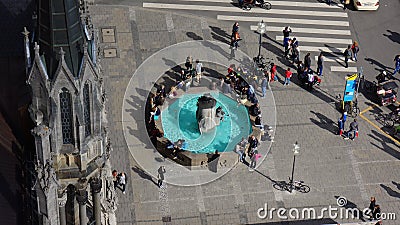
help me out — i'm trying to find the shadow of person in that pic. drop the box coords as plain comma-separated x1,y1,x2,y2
368,130,400,160
383,30,400,45
186,32,203,41
365,57,393,71
209,26,231,38
392,181,400,190
380,184,400,198
334,196,365,221
131,166,158,186
310,110,337,134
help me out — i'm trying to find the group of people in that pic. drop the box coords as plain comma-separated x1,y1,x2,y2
222,65,260,104
112,170,127,194
368,196,382,221
343,42,360,68
235,135,262,170
283,27,301,63
282,26,360,77
337,112,359,140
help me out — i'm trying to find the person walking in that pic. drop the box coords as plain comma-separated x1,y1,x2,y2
247,135,259,156
157,166,166,187
351,41,360,61
261,76,268,97
284,38,292,58
112,170,119,190
341,0,349,10
344,45,352,68
317,52,324,76
291,38,300,63
344,119,358,140
372,205,381,220
270,63,277,82
185,56,193,71
326,0,332,5
117,172,127,194
368,196,376,219
195,60,203,82
284,68,292,85
304,52,311,69
235,137,247,163
306,68,314,90
337,115,346,136
249,150,262,171
231,31,240,50
232,22,239,33
393,54,400,75
282,26,292,45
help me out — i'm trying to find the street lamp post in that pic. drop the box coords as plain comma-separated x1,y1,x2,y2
290,141,300,192
256,20,266,60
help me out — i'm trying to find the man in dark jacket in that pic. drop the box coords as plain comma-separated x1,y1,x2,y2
304,52,312,69
344,119,358,140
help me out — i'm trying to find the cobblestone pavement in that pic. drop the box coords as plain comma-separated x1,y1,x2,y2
90,4,400,225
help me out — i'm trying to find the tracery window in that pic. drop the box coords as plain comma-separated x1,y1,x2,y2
60,88,74,144
83,83,91,137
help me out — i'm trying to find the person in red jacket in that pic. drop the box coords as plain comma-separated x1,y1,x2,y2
284,68,292,85
270,63,277,82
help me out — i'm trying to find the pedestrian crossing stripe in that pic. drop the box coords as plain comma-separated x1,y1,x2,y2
170,0,341,9
143,1,354,72
276,36,352,45
330,66,358,72
218,15,350,26
290,46,346,53
143,3,348,17
314,56,355,63
250,26,351,36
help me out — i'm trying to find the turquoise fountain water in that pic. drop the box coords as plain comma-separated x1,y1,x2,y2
161,92,252,154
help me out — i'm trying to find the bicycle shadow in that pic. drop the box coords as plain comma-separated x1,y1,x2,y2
251,168,310,193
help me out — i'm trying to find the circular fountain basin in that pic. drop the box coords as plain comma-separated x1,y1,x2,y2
161,92,252,154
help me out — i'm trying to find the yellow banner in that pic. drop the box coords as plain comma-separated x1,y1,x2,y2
346,73,358,81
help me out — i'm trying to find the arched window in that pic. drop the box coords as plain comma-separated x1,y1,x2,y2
59,88,74,144
83,82,91,137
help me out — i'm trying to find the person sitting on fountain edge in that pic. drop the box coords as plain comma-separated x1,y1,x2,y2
249,103,261,116
216,106,226,121
254,115,264,131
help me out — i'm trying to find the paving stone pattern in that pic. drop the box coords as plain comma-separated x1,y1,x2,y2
90,5,400,225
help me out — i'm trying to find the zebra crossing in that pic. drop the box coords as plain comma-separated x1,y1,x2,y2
142,0,358,73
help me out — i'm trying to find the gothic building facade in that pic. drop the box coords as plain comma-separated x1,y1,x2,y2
23,0,117,224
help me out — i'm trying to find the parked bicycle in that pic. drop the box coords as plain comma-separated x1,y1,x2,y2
384,107,400,128
336,94,360,118
273,177,310,193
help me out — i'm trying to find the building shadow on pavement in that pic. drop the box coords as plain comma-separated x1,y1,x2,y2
131,166,158,186
368,130,400,160
126,126,155,151
380,184,400,199
310,110,337,134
